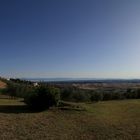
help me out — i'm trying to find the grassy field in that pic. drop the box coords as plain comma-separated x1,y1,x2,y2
0,99,139,140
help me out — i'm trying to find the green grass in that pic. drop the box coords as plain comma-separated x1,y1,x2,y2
83,100,140,139
0,98,24,105
0,99,139,140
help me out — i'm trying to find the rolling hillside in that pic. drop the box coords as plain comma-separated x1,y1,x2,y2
0,99,139,140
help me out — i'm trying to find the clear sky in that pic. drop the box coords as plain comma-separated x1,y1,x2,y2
0,0,140,78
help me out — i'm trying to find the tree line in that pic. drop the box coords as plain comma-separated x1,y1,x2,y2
3,79,140,110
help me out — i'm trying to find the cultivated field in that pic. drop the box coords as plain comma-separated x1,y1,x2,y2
74,83,140,90
0,99,139,140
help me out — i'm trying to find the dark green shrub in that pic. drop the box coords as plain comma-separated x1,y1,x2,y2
72,91,89,102
61,87,74,101
90,92,103,102
61,87,90,102
24,85,60,111
102,92,113,100
137,89,140,98
6,81,33,98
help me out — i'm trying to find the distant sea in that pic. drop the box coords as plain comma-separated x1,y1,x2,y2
23,78,96,82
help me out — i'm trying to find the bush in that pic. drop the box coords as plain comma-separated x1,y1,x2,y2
61,87,90,102
6,81,60,110
72,91,89,102
137,89,140,98
90,92,103,102
24,85,60,111
6,81,33,98
60,87,74,101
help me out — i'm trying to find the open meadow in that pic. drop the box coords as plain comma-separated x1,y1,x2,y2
0,98,139,140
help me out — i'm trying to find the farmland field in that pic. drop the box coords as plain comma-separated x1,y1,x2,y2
0,98,139,140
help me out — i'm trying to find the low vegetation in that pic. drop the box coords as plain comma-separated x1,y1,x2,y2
24,85,60,111
61,86,140,102
0,98,139,140
0,79,140,139
2,78,140,111
5,82,60,110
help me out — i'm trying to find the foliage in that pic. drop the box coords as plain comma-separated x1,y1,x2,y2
9,78,32,85
4,79,140,104
61,86,140,102
5,80,60,110
61,87,91,102
24,85,60,110
6,81,33,98
90,91,103,102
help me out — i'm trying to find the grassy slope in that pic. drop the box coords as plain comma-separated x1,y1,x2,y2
0,99,139,140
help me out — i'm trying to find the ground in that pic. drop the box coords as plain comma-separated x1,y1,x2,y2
0,81,6,89
0,98,139,140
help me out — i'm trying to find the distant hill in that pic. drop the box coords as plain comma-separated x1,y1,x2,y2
23,78,140,83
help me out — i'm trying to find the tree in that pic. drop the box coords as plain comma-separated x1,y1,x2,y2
24,85,60,111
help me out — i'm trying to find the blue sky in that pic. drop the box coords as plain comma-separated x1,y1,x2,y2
0,0,140,78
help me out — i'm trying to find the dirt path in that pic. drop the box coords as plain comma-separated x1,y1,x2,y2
0,81,6,89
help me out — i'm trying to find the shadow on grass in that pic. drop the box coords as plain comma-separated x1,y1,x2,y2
58,107,86,111
0,105,39,114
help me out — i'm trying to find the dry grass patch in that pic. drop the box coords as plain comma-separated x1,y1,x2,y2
0,99,139,140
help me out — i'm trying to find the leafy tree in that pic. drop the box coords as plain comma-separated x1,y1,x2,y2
24,85,60,111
